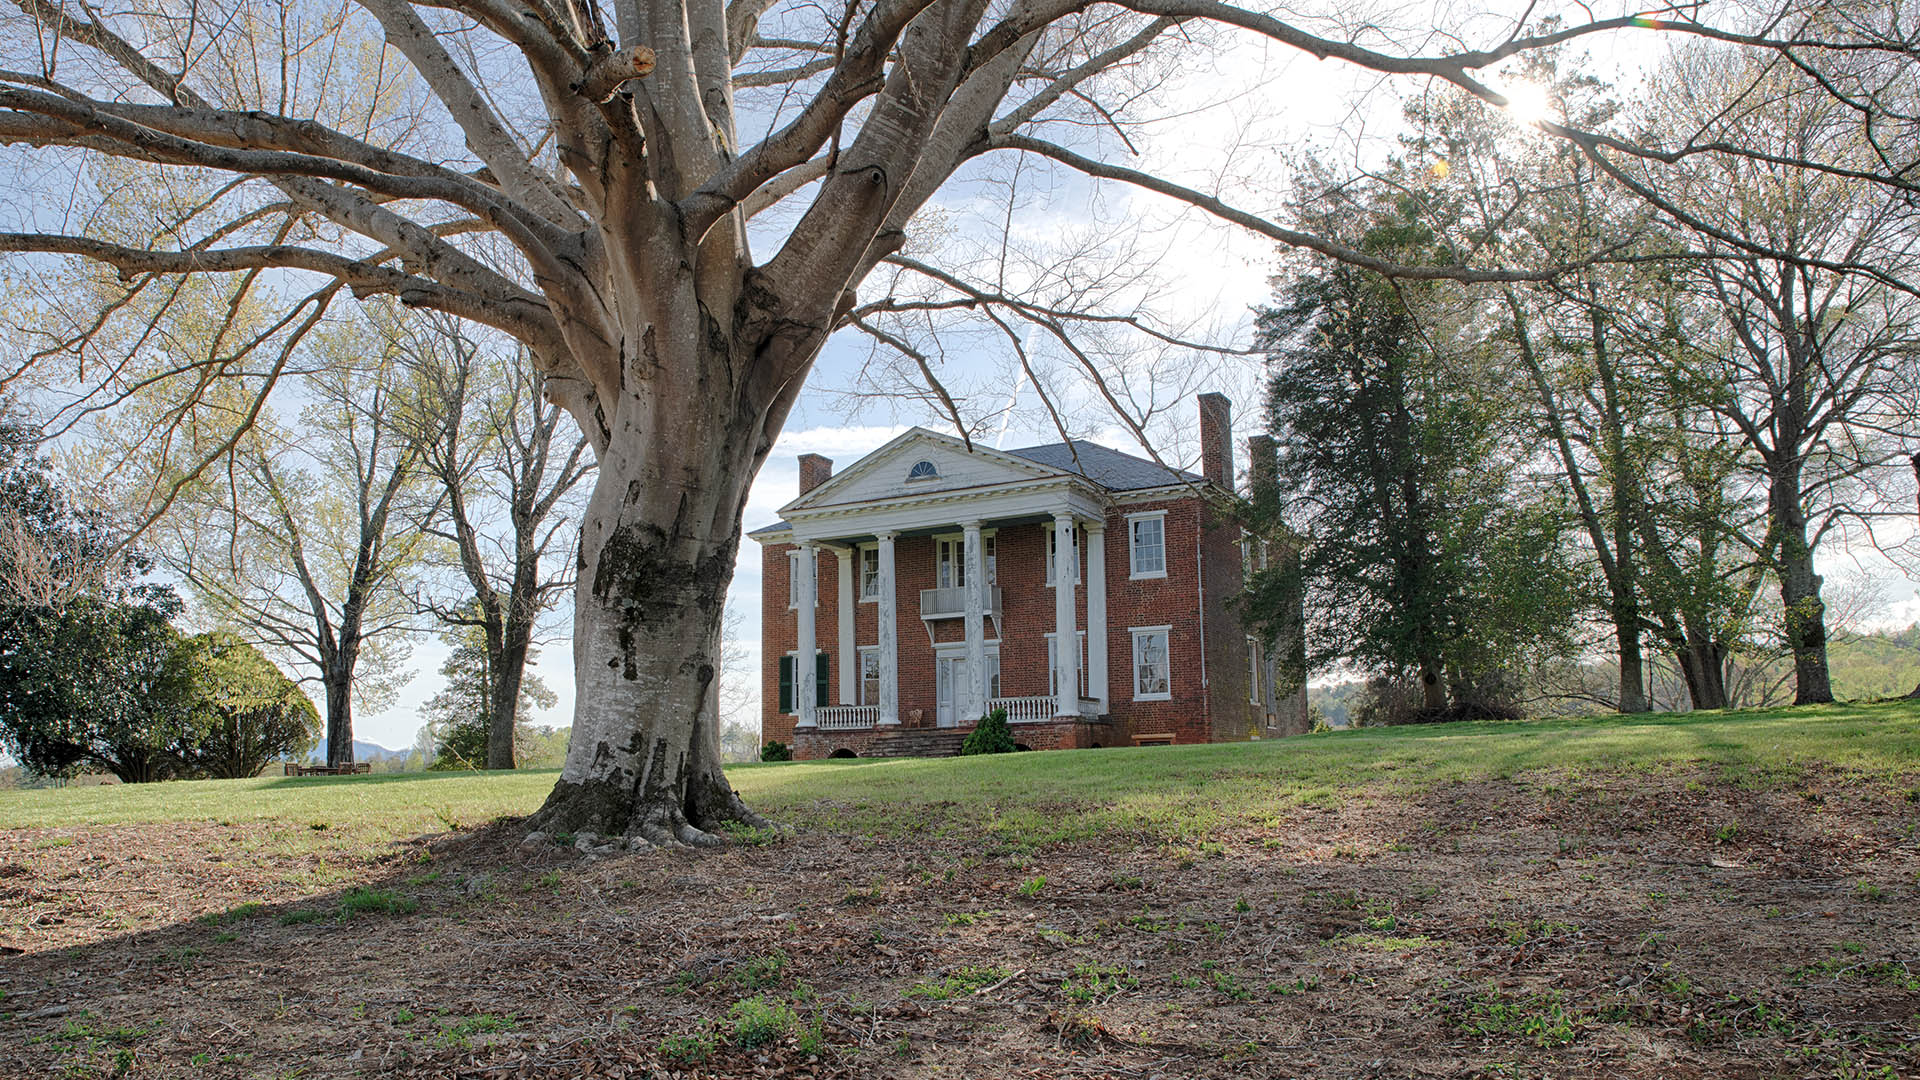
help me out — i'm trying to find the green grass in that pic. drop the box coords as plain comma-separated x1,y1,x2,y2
3,701,1915,848
0,769,562,832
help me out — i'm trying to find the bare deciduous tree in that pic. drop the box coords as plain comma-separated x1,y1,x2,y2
0,0,1910,841
397,314,592,770
1646,45,1920,705
163,346,437,768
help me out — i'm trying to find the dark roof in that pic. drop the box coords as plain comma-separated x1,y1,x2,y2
1005,439,1202,491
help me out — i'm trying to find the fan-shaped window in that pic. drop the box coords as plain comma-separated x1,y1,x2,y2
906,460,939,481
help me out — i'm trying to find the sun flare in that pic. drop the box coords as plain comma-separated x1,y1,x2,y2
1500,81,1556,128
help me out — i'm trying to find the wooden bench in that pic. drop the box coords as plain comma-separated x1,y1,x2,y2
283,762,373,776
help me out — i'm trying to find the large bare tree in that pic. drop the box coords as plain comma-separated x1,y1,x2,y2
0,0,1910,842
162,343,437,769
397,314,592,769
1645,44,1920,705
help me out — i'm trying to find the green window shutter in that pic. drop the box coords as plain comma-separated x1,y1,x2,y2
778,655,794,714
815,652,830,706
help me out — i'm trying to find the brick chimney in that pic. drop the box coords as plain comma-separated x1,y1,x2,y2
798,453,833,496
1197,392,1232,487
1248,433,1279,509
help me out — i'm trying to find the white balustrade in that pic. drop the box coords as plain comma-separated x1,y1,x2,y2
987,696,1057,723
816,705,880,730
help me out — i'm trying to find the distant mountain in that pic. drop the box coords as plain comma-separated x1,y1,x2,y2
306,739,408,763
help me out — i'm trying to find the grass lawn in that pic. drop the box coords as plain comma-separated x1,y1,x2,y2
3,699,1917,1079
5,698,1916,843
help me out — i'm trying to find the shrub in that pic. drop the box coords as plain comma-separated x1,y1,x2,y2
960,708,1014,755
728,996,796,1046
760,741,792,762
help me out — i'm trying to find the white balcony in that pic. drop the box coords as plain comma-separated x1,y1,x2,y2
816,705,880,730
918,585,1002,620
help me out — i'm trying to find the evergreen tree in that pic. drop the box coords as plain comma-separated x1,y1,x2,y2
1251,200,1577,719
171,632,321,779
420,611,557,770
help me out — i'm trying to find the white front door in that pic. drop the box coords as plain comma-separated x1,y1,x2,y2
936,655,966,728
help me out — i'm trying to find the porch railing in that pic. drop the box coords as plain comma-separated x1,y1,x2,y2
816,705,880,730
988,696,1057,723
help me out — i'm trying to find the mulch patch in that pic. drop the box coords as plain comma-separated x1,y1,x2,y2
2,765,1916,1078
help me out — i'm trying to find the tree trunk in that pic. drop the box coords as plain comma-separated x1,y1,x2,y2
1418,658,1446,711
1587,300,1650,715
323,662,354,768
1673,637,1729,711
1616,621,1648,714
487,618,533,770
1771,465,1834,705
526,380,772,846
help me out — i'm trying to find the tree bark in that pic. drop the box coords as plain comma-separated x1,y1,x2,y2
1673,637,1729,711
1589,305,1649,714
526,370,776,845
487,615,533,770
322,658,355,768
1771,461,1834,705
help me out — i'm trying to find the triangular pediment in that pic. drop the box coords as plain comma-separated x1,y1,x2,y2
781,428,1070,515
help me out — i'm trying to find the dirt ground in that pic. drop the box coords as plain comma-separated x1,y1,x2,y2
3,766,1917,1078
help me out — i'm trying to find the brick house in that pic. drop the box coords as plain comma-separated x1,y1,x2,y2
751,393,1307,759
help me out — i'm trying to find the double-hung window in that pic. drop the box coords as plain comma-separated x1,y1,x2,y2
859,546,881,601
1045,526,1080,587
1131,626,1171,701
777,651,829,713
1128,512,1167,579
937,535,996,589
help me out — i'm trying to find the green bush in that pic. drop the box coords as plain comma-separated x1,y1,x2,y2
760,741,792,762
960,708,1014,755
728,996,796,1046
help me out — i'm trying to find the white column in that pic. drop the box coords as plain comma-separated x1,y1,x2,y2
795,541,817,728
1053,511,1079,718
877,532,899,725
963,520,987,722
836,548,855,705
1086,519,1108,711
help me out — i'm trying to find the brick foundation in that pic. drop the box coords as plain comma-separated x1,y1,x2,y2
792,717,1119,759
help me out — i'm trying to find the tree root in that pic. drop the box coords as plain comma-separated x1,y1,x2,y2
526,777,782,852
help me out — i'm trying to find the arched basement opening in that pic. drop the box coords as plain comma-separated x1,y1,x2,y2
827,748,858,759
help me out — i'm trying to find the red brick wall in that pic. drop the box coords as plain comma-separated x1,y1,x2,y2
759,493,1256,751
1100,499,1211,745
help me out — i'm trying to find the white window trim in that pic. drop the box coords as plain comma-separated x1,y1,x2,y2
1128,510,1169,580
1045,525,1083,588
1129,625,1173,702
787,550,804,609
1044,630,1090,699
1246,636,1262,704
857,544,881,603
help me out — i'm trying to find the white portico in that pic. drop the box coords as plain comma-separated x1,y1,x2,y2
759,428,1127,734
